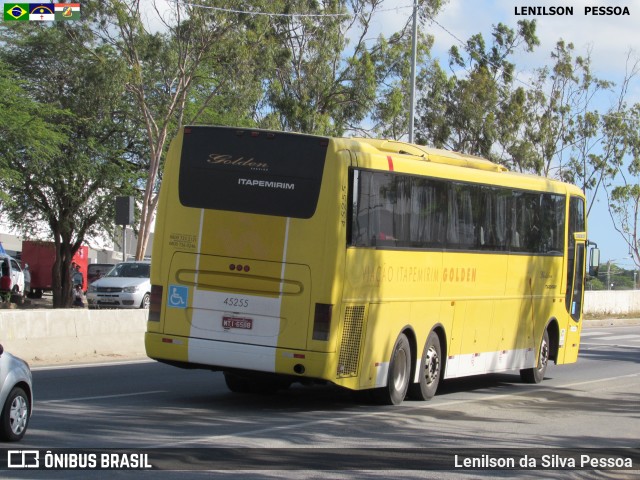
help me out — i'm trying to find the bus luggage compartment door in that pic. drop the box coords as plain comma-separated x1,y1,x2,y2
164,252,311,351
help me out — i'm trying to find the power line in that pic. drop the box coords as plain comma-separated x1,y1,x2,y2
166,0,351,18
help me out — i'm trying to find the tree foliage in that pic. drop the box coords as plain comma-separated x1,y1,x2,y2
0,21,140,306
259,0,444,137
415,20,539,162
93,0,279,260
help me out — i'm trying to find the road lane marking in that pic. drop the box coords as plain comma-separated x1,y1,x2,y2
33,359,154,371
599,334,640,341
40,390,166,404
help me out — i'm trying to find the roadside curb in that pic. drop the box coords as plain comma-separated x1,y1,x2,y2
583,318,640,327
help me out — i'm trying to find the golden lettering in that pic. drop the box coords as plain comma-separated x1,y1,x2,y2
207,153,269,170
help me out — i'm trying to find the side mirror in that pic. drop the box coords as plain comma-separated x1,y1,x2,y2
589,247,600,277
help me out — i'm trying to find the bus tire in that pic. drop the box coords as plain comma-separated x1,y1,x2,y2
224,372,251,393
408,331,441,401
375,333,411,405
520,329,550,384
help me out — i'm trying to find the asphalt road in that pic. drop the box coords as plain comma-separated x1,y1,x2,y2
3,325,639,479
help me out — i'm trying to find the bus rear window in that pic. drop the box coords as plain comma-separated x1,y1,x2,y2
179,127,329,218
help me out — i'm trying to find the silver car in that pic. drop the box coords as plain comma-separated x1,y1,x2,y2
0,344,33,442
86,261,151,309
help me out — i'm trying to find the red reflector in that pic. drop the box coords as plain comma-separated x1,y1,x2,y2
184,127,191,134
162,338,173,343
251,131,259,137
293,353,305,359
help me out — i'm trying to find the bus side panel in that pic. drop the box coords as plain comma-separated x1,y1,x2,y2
341,248,445,390
354,302,411,391
442,252,505,378
147,131,193,363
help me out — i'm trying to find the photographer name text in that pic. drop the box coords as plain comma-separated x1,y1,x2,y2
514,6,630,16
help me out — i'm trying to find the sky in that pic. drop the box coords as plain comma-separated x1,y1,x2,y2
368,0,640,266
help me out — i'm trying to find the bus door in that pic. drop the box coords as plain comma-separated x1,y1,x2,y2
567,234,586,321
565,197,586,321
563,196,586,362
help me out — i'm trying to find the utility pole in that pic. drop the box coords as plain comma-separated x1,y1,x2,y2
408,0,418,144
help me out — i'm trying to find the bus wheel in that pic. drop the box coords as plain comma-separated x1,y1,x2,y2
520,329,550,384
408,331,441,401
375,333,411,405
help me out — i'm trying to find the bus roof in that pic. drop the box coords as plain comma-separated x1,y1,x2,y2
349,138,507,173
339,136,583,197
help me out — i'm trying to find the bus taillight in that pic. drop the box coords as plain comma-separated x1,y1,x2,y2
312,303,332,341
149,284,163,322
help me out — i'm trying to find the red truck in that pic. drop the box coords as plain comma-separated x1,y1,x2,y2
21,241,89,298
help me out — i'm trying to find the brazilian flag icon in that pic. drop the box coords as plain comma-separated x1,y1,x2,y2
4,3,29,21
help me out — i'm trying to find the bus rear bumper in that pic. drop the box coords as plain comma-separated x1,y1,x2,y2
145,332,334,380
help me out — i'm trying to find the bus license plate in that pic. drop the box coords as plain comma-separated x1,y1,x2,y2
222,316,253,330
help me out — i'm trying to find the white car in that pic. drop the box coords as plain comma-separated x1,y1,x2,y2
0,344,32,442
86,261,151,309
0,254,25,299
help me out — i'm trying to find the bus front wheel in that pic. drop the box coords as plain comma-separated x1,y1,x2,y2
408,331,441,401
375,333,411,405
520,329,550,384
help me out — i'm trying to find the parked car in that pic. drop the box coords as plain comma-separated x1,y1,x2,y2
0,253,25,302
86,261,151,309
0,344,32,442
86,263,115,288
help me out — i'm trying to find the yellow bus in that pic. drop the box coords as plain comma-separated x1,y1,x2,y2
145,126,597,405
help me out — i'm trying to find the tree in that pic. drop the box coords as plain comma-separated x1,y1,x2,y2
369,29,433,140
94,0,272,261
606,102,640,268
415,20,539,162
0,21,140,307
260,0,445,137
0,59,65,205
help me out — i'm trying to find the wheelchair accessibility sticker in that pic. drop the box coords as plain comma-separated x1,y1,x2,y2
167,285,188,308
